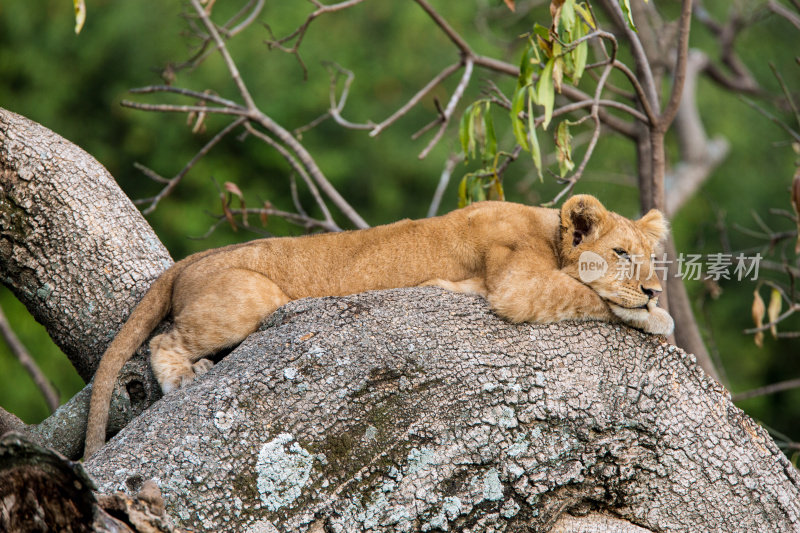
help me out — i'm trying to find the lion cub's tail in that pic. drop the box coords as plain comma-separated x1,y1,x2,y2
83,264,181,458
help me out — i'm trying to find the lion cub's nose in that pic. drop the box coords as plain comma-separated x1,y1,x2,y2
641,286,662,299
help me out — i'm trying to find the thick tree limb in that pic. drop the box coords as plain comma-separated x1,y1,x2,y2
0,107,173,381
0,108,172,457
84,288,800,532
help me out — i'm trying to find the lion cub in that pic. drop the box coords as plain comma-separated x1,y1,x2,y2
84,194,672,457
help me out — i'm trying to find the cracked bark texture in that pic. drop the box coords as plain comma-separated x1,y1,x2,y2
0,107,172,381
85,288,800,533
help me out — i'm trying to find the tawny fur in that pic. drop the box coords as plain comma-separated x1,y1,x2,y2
84,195,673,457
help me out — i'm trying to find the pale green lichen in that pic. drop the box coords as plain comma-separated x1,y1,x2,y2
406,446,438,475
507,431,530,457
255,433,314,512
497,406,518,429
481,468,504,501
36,283,52,300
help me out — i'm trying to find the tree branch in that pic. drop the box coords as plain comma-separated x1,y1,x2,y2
134,117,247,215
733,377,800,402
598,0,660,114
190,0,257,111
659,0,695,131
0,299,59,413
418,58,474,159
82,289,800,531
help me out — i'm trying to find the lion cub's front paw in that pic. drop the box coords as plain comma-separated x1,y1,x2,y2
642,305,674,336
610,302,674,336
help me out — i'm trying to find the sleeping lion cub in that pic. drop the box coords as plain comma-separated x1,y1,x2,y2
84,194,673,457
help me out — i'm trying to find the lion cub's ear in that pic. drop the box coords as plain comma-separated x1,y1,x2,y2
637,209,669,247
561,195,609,246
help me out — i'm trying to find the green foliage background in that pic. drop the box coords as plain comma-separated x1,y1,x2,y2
1,1,798,452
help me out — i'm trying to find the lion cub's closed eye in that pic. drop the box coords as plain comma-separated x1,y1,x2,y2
83,194,673,457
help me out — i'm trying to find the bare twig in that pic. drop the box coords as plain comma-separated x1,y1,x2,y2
221,0,266,38
549,98,648,124
131,0,368,229
547,45,617,206
248,111,369,229
412,0,472,52
190,0,256,110
216,206,337,233
265,0,368,76
0,300,59,413
129,85,240,108
769,62,800,128
135,117,247,215
733,378,800,402
173,0,265,73
693,2,761,94
243,122,339,231
323,63,375,131
120,102,244,116
427,154,460,218
418,58,474,159
599,0,660,114
743,304,800,335
370,62,462,138
740,96,800,143
767,0,800,30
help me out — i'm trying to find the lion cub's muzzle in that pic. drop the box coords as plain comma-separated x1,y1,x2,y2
639,285,662,308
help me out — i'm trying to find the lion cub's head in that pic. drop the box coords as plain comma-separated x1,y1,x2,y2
559,195,668,311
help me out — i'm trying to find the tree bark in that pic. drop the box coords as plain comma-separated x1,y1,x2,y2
84,288,800,532
0,107,173,381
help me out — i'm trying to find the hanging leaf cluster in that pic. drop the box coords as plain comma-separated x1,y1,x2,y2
457,0,597,207
510,0,594,181
457,100,505,207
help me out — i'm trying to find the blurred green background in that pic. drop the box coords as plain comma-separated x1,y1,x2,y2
1,1,799,454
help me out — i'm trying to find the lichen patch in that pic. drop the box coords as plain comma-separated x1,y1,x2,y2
255,433,314,512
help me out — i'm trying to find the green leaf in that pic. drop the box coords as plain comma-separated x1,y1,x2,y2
534,23,553,59
575,3,596,30
458,175,468,208
518,43,538,88
483,101,497,161
537,58,555,129
459,105,472,156
570,20,588,84
555,121,575,177
467,104,479,158
471,178,486,203
527,87,543,181
510,86,529,151
532,23,550,42
620,0,638,32
561,0,576,35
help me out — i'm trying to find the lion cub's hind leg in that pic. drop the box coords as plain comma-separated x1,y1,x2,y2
420,277,487,297
151,269,290,394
